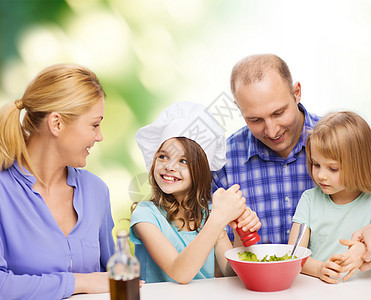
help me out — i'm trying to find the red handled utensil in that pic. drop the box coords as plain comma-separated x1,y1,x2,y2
235,220,260,247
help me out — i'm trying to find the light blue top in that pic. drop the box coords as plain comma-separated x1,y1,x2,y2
130,201,214,283
292,187,371,262
0,162,115,300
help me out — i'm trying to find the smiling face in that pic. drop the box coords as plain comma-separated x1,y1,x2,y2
58,98,105,168
235,70,304,159
153,138,192,202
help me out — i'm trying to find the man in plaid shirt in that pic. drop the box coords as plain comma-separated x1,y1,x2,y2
212,54,320,244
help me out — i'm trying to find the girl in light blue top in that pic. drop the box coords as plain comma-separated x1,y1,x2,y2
130,101,261,284
288,111,371,284
0,64,115,299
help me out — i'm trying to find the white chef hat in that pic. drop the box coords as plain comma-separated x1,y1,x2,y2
135,101,226,172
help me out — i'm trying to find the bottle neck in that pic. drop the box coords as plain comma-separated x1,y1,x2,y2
116,235,130,253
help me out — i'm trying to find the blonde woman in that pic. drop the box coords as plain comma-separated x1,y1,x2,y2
0,64,114,299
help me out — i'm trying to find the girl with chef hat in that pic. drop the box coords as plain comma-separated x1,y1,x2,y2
130,101,261,284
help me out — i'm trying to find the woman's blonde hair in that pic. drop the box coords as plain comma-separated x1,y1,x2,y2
306,111,371,193
0,63,105,174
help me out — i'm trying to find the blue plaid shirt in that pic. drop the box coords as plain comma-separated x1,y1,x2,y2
212,104,320,244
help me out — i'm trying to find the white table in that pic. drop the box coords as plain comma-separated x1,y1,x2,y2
70,270,370,300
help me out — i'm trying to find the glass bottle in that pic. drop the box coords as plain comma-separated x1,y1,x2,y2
107,230,140,300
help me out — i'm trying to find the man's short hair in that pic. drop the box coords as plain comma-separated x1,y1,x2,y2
230,54,294,97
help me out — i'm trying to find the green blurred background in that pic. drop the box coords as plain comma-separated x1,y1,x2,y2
1,0,371,238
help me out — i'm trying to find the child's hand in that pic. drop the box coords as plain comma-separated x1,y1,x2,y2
316,254,343,284
229,207,261,233
211,184,246,227
339,239,367,281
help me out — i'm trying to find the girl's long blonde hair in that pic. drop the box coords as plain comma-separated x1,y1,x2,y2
0,63,105,175
306,111,371,193
149,137,212,232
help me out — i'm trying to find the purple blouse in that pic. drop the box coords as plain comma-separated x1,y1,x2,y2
0,162,115,299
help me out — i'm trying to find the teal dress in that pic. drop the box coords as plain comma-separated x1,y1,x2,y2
293,187,371,262
130,201,214,283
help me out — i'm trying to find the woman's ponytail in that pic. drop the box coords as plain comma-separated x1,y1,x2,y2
0,100,30,171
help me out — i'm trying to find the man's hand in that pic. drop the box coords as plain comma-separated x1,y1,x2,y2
351,224,371,271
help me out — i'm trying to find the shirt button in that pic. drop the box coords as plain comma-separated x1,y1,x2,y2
285,196,290,202
287,229,290,235
283,164,287,168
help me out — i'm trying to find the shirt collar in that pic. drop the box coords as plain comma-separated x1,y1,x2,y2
9,161,78,188
10,161,37,188
245,103,311,163
291,103,313,154
66,166,78,188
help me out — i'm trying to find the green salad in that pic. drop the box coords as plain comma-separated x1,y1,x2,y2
238,251,296,262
